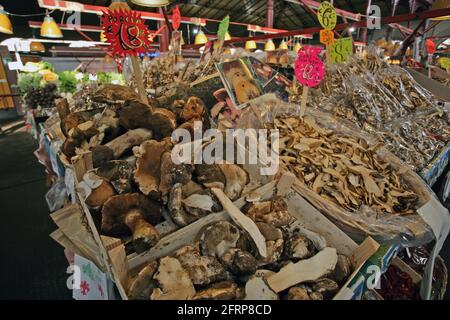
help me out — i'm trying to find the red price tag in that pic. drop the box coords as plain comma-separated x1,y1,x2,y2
172,6,181,31
294,46,325,88
101,9,151,57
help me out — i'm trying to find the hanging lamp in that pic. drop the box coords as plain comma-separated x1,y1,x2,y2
195,29,207,45
0,5,13,35
130,0,169,7
245,40,257,51
40,15,63,38
224,32,231,41
109,0,131,11
279,39,288,50
265,39,275,51
431,0,450,20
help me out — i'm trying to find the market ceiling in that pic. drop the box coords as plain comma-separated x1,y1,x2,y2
0,0,434,44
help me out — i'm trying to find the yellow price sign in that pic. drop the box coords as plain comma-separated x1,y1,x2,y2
320,29,334,45
438,57,450,71
317,1,337,30
330,37,353,63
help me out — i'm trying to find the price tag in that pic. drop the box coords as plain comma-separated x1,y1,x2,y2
317,1,337,30
294,46,325,88
330,37,353,63
217,15,230,42
320,29,334,45
172,5,181,31
101,9,151,57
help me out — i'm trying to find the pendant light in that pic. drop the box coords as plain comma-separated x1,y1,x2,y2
0,5,13,35
30,41,45,53
130,0,169,7
279,39,288,50
245,40,257,51
195,29,207,45
109,0,131,11
40,15,63,38
224,32,231,41
293,43,302,53
265,39,275,51
431,0,450,20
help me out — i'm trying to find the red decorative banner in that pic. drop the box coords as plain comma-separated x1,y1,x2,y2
101,9,151,57
172,6,181,31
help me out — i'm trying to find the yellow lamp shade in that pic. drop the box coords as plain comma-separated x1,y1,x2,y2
293,43,302,53
279,40,288,50
109,0,131,10
431,0,450,20
195,30,208,45
265,39,275,51
0,6,13,35
41,16,63,38
245,40,257,51
130,0,169,7
224,32,231,41
30,41,45,53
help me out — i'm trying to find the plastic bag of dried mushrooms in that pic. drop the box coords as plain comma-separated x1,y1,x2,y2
237,95,441,246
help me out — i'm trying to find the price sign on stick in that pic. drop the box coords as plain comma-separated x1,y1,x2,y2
172,5,181,31
320,29,334,46
330,37,353,63
294,46,325,117
101,9,151,104
317,1,337,30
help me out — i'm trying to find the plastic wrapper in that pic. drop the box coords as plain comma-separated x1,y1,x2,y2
45,178,67,212
238,96,434,247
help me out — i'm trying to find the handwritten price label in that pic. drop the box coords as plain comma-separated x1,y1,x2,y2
330,37,353,63
317,1,337,30
294,46,325,88
320,29,334,45
101,9,151,57
172,5,181,30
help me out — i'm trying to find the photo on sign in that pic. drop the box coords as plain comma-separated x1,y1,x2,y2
216,58,264,109
246,57,291,101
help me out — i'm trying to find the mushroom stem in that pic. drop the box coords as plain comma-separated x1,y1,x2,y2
124,210,160,253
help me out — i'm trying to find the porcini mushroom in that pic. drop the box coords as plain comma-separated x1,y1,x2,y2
220,248,258,276
174,245,227,286
101,193,162,253
128,261,158,300
151,257,196,300
199,221,241,258
219,163,249,201
194,281,238,300
96,160,134,194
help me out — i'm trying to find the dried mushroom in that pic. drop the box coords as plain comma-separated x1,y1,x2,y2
270,116,419,216
332,254,352,283
286,286,311,300
284,234,316,260
220,248,258,276
311,278,339,299
96,160,134,194
128,261,158,300
219,163,249,201
199,221,241,258
168,183,198,226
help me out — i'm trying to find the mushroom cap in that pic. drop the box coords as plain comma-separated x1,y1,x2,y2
85,179,116,208
199,221,241,258
101,193,162,236
118,100,153,130
97,160,134,194
93,84,139,103
149,108,177,139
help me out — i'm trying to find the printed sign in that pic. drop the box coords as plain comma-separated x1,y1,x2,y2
294,46,325,88
217,15,230,42
101,9,152,57
317,1,337,30
72,254,109,300
330,37,353,63
320,29,334,45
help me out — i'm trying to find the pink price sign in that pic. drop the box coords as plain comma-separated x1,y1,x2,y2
294,46,325,88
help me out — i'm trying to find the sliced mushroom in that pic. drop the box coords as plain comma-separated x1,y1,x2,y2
151,257,196,300
174,245,227,286
244,270,278,300
104,128,152,159
218,163,249,201
128,261,158,300
194,281,238,300
101,193,162,253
